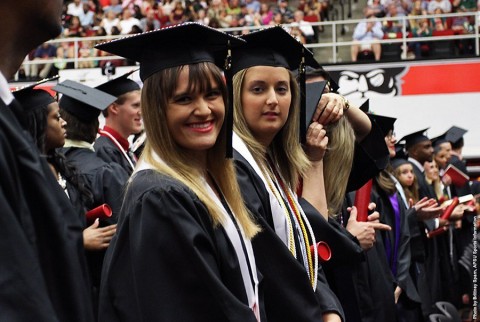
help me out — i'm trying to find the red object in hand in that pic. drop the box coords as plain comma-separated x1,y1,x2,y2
440,197,459,220
427,197,459,238
86,204,112,223
310,241,332,262
354,179,373,222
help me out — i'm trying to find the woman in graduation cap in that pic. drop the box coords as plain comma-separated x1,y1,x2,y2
368,114,426,322
94,22,263,321
229,26,344,322
14,82,121,271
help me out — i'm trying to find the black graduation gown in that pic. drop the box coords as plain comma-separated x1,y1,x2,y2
410,161,454,317
0,99,94,321
61,146,129,288
61,146,129,222
373,187,420,304
234,151,345,321
94,135,135,176
98,169,261,322
346,192,397,322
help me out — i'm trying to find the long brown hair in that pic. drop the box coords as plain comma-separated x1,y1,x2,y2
140,62,259,238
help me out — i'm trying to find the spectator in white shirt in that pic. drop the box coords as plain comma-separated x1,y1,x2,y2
427,0,452,14
351,8,384,61
67,0,84,17
118,9,141,34
292,10,316,43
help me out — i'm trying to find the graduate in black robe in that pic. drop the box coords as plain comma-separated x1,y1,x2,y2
400,129,456,318
369,114,423,321
54,80,127,309
0,1,94,319
94,70,142,175
227,27,351,322
95,23,264,321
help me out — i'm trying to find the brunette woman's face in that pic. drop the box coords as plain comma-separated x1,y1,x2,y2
434,148,449,170
166,66,225,152
241,66,291,147
45,102,67,151
397,163,415,187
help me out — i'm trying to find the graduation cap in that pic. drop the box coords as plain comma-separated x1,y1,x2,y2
54,80,117,123
304,66,339,94
391,155,410,169
431,132,448,148
369,113,396,137
359,99,369,113
95,22,246,82
445,126,467,146
95,22,246,157
399,128,430,150
231,26,320,75
12,76,59,113
95,69,140,98
303,80,326,139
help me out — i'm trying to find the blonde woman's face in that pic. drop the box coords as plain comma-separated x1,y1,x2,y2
424,160,439,181
166,67,225,152
241,66,291,147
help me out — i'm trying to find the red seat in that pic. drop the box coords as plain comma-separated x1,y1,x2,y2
432,29,455,37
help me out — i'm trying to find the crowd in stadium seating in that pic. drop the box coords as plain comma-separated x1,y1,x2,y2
16,0,480,79
352,0,479,61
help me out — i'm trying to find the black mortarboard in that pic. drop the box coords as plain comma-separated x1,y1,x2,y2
391,155,410,169
12,76,59,113
95,70,140,98
445,126,468,145
304,66,339,93
431,132,448,149
303,80,326,139
399,128,430,150
359,99,369,113
370,114,396,137
95,22,246,82
54,80,117,123
231,26,320,75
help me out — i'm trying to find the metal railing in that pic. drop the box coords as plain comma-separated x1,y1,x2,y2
17,11,480,76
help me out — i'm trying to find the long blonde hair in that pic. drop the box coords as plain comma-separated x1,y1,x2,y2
323,117,355,215
232,67,310,190
140,62,259,238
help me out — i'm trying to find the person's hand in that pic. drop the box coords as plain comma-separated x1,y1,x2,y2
394,286,402,304
304,121,329,162
322,312,342,322
442,174,452,186
346,206,391,250
83,219,117,251
448,204,465,221
411,197,443,221
313,93,345,125
438,218,449,228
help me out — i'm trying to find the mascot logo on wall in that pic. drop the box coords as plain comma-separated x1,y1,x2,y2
329,67,407,99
